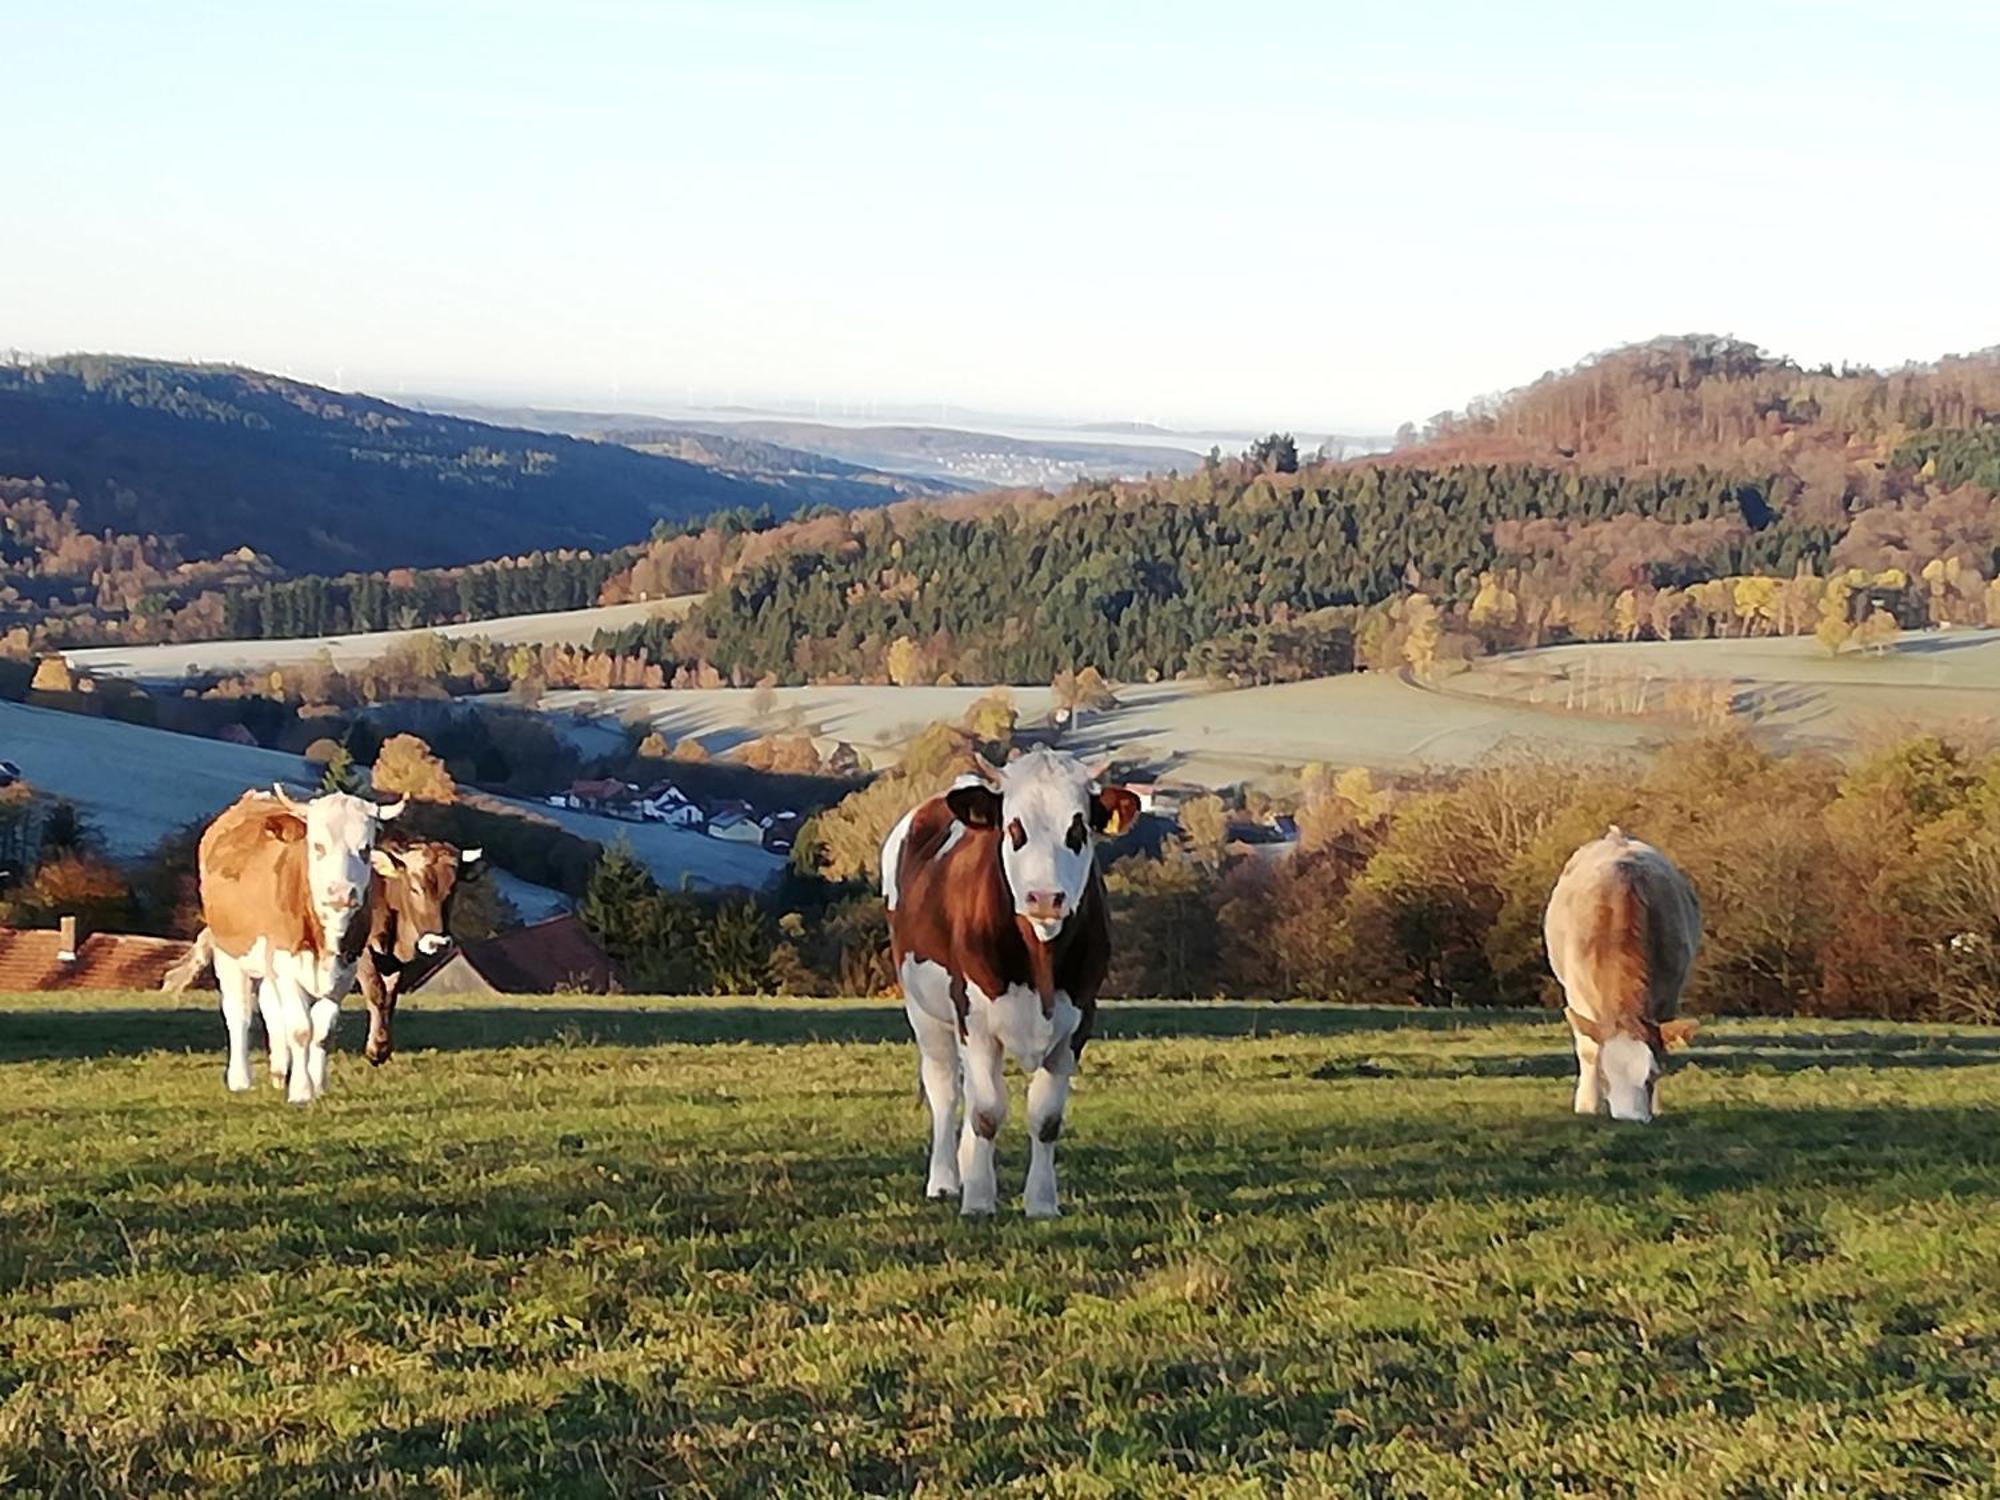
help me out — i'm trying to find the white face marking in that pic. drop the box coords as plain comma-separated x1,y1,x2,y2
1600,1035,1657,1123
990,750,1096,939
301,792,384,925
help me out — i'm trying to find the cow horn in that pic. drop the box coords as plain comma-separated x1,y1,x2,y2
270,783,304,812
972,756,1004,789
376,799,407,822
1082,755,1116,782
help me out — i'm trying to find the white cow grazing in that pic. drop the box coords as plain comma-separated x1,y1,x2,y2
883,750,1139,1217
197,787,402,1104
1544,826,1702,1123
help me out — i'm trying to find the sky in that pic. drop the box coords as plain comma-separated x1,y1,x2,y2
4,1,1997,432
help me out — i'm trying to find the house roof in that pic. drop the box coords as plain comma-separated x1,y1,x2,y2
416,914,613,994
0,927,193,992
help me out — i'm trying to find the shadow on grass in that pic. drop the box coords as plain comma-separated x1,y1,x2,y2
0,999,1544,1062
10,998,2000,1069
14,1097,2000,1298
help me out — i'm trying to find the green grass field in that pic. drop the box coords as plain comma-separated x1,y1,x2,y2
5,995,2000,1497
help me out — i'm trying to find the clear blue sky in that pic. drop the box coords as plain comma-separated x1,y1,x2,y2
5,1,1995,431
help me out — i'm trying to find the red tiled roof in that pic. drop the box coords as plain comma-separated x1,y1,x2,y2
0,928,193,992
416,914,614,994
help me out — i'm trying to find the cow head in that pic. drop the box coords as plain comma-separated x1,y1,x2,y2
272,785,403,942
362,840,479,1065
945,748,1139,942
1575,1011,1700,1123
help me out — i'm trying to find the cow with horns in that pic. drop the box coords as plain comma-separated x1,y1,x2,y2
195,786,403,1104
354,838,482,1068
172,832,482,1080
882,748,1141,1217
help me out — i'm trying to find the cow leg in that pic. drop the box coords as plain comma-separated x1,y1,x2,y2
956,1036,1007,1217
906,1000,961,1199
1024,1046,1077,1220
258,979,290,1089
269,969,317,1106
362,966,398,1067
305,996,340,1096
214,950,255,1093
1572,1027,1604,1115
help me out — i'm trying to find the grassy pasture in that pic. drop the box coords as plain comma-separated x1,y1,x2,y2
4,994,2000,1496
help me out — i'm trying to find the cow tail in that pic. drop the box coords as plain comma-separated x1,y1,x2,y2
161,928,216,993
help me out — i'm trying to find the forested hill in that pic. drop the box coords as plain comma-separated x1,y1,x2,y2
1399,334,2000,471
586,329,2000,688
0,356,815,573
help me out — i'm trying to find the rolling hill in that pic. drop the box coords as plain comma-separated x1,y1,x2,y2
411,399,972,504
0,356,839,574
419,398,1206,489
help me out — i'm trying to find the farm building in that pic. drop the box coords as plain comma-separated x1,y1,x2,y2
706,800,762,844
411,914,615,995
634,782,704,827
0,917,191,992
1846,584,1928,629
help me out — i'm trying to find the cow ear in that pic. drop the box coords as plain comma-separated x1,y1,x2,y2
265,814,305,843
1091,786,1141,837
1658,1018,1701,1051
945,784,1002,829
369,848,401,876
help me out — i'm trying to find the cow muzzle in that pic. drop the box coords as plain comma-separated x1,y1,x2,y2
1022,891,1068,941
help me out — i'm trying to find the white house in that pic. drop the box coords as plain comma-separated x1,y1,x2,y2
636,783,703,828
707,807,764,844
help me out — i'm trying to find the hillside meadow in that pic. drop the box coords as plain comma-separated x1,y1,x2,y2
4,993,1999,1496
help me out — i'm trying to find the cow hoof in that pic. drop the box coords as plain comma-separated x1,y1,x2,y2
1025,1199,1061,1220
960,1197,997,1218
225,1073,253,1094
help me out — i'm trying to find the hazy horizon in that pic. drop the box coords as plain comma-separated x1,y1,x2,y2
7,1,1997,431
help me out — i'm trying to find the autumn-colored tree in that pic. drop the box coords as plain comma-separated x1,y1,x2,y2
372,733,456,802
886,636,924,687
962,689,1017,746
1072,666,1119,711
9,852,131,932
1401,594,1442,679
1179,794,1229,864
1852,608,1901,655
1613,589,1642,642
29,657,73,694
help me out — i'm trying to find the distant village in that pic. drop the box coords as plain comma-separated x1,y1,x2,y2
547,767,1306,865
549,777,806,855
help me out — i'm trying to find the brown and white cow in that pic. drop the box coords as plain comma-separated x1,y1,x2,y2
1544,826,1702,1123
199,786,401,1104
882,748,1140,1217
170,832,478,1081
354,838,481,1067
